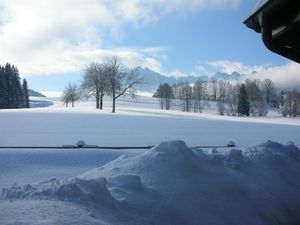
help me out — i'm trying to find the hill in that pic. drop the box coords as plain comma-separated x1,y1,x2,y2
28,89,46,97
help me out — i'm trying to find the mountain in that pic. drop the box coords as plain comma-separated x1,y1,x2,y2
136,67,243,92
28,89,46,97
209,72,243,81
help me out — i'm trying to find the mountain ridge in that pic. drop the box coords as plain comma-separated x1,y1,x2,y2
136,67,243,92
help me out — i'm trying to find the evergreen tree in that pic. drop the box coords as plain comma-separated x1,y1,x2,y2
237,84,250,116
22,79,30,108
0,66,9,108
0,65,7,108
4,63,13,108
11,65,24,108
0,63,26,109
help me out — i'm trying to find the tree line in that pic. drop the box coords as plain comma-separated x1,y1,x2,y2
154,78,300,117
61,57,142,113
280,90,300,117
0,63,30,109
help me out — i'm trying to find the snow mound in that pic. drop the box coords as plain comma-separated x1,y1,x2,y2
79,140,204,189
147,140,193,157
2,177,119,208
108,174,143,191
224,149,245,169
2,140,300,225
245,140,300,161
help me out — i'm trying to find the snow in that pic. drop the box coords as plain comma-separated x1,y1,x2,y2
1,95,300,224
1,95,300,147
227,140,236,146
1,140,300,225
0,148,138,189
29,96,54,108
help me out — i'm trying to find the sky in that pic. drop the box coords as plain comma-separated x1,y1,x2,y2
0,0,300,95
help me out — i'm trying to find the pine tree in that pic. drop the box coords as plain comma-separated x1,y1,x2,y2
0,65,9,109
0,63,26,109
22,79,30,108
11,65,24,108
237,84,250,116
4,63,13,108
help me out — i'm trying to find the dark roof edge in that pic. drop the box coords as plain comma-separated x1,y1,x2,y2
243,0,286,33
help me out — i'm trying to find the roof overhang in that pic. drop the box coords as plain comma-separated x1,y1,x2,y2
244,0,300,63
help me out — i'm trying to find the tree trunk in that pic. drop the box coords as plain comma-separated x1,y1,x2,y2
112,90,116,113
100,98,103,110
96,96,100,109
100,92,104,110
112,99,116,113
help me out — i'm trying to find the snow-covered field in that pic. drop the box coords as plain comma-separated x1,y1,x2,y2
2,95,300,147
1,96,300,225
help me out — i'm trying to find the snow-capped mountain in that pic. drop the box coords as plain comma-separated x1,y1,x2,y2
136,67,243,92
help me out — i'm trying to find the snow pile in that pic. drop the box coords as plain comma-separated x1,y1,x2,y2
224,149,245,169
80,140,204,190
2,140,300,225
2,177,120,208
245,140,300,161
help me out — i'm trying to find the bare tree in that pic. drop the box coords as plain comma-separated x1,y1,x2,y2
105,57,142,113
217,80,230,101
61,83,81,107
193,81,204,113
171,83,180,100
153,83,173,110
82,63,108,109
153,84,164,109
217,101,226,115
211,80,217,100
179,83,193,112
226,83,240,116
280,90,300,117
61,90,70,108
262,78,275,105
245,79,268,116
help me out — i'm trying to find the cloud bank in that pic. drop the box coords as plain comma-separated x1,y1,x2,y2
0,0,240,75
249,62,300,90
195,60,300,90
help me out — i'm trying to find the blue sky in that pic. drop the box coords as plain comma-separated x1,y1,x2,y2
118,1,285,70
0,0,298,95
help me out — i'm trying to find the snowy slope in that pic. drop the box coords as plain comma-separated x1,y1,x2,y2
1,105,300,147
1,140,300,225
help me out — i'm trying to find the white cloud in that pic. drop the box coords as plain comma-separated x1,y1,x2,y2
161,60,300,90
248,62,300,90
205,60,300,90
0,0,241,75
164,70,189,77
205,60,267,74
9,46,165,76
191,64,213,76
201,60,300,89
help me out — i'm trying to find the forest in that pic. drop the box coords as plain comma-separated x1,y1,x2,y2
0,63,29,109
